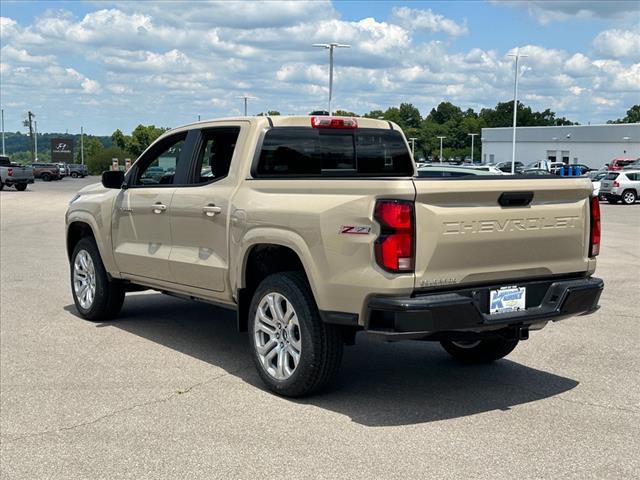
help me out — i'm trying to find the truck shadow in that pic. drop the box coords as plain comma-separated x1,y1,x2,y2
65,293,579,427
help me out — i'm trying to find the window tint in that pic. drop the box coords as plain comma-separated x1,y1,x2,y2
256,128,412,177
193,127,241,183
135,133,187,186
605,172,619,180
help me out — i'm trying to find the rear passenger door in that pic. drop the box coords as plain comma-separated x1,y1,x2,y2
168,124,243,292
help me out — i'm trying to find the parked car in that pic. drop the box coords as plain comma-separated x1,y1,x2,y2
66,115,603,397
572,164,593,175
31,163,62,181
609,158,636,171
600,170,640,204
67,164,89,178
416,165,492,177
469,165,506,175
0,156,34,191
522,169,553,176
589,171,608,198
490,161,525,174
622,159,640,170
56,163,70,177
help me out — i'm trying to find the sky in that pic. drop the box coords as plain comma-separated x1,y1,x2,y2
1,0,639,135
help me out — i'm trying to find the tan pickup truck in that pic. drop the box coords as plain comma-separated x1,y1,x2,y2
66,116,603,396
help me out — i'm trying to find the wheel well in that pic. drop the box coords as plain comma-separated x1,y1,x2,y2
237,244,308,332
67,222,95,260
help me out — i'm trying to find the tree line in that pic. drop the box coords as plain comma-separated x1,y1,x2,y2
4,102,638,172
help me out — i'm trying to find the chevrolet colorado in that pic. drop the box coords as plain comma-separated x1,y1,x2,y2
66,116,603,396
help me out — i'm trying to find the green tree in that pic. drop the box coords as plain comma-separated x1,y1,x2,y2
109,125,167,157
75,136,103,164
608,105,640,124
87,147,130,175
333,109,359,117
427,102,463,125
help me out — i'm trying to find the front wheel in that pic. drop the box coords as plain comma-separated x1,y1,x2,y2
622,190,637,205
440,338,519,363
41,173,51,182
71,172,78,178
15,183,27,191
71,237,125,321
249,272,343,397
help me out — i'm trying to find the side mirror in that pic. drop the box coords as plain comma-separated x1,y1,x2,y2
102,170,125,189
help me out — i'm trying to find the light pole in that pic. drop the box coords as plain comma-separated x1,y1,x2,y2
1,108,5,155
80,126,85,165
468,133,478,163
508,47,528,174
313,43,350,115
237,95,256,116
409,137,417,157
437,136,446,163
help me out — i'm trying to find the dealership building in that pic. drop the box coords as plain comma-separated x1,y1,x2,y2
481,123,639,169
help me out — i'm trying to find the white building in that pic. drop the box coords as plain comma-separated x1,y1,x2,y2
481,123,639,169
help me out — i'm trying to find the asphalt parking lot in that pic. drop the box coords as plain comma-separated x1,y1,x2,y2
1,177,639,479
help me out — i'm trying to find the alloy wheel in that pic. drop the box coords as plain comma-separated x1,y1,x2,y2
73,249,96,309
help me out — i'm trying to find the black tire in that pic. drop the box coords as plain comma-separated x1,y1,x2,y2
0,181,4,191
41,173,51,182
71,172,78,178
440,338,519,363
621,189,637,205
15,183,27,191
608,199,619,204
70,237,125,321
248,271,343,397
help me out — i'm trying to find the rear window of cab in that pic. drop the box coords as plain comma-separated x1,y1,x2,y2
605,172,619,180
255,127,413,177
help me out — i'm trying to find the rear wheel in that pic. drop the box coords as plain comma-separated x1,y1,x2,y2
71,237,125,321
248,272,343,397
622,190,637,205
41,173,51,182
440,338,519,363
15,183,27,191
71,172,78,178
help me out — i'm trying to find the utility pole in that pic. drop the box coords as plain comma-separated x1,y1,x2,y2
313,43,350,115
468,133,478,163
408,137,417,157
508,48,528,174
437,136,446,163
237,95,256,116
34,121,38,161
80,126,85,165
22,111,35,161
1,108,5,155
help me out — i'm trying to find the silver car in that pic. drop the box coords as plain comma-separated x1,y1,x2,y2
600,169,640,205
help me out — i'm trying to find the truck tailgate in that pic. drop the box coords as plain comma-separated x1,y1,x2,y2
5,165,33,180
412,177,593,289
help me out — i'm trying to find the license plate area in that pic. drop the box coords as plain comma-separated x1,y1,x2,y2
489,286,526,314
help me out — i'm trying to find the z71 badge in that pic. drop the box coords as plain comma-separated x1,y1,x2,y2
340,225,372,235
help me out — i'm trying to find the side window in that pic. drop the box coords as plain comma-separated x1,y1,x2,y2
193,127,240,184
134,133,187,186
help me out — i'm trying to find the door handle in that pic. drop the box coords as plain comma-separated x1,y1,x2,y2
152,203,167,214
203,204,222,217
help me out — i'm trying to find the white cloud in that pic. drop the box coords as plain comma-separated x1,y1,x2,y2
0,3,637,133
494,1,639,25
593,29,640,61
391,7,468,37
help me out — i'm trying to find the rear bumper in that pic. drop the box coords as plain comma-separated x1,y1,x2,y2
365,276,603,341
5,178,34,185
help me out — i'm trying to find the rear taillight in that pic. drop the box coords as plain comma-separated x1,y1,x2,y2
374,200,415,272
613,180,620,188
7,168,13,176
311,116,358,129
589,196,601,257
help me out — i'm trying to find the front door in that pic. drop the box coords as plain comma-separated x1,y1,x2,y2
112,131,192,282
168,125,244,292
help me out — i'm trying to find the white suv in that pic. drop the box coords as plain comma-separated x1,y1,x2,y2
600,170,640,205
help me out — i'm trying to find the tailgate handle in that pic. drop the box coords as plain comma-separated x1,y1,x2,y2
498,191,534,207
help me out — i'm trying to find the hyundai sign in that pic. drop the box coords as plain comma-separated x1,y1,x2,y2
51,138,75,162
